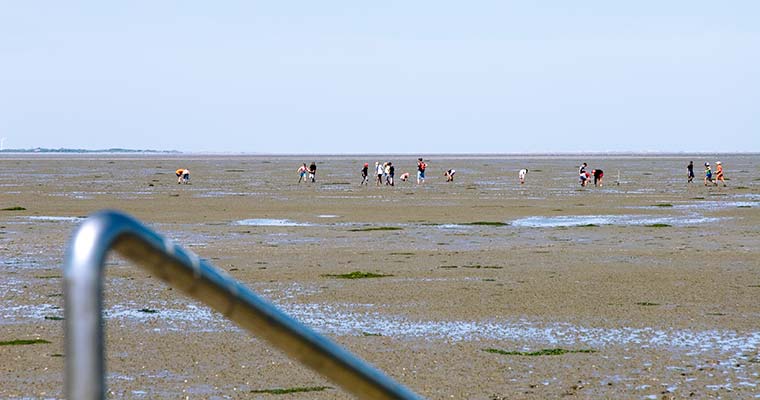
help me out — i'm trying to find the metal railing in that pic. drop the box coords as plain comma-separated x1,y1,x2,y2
63,210,422,399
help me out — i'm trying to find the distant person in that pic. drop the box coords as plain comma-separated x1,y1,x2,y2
715,161,726,186
308,161,317,183
592,169,604,187
384,162,392,185
579,171,590,187
399,172,410,182
360,163,369,185
387,162,395,186
704,162,713,186
518,168,528,184
297,163,308,183
375,162,384,186
687,161,695,183
444,169,456,182
417,158,427,184
176,168,190,184
578,163,590,186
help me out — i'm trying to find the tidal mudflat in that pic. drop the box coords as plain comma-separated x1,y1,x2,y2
0,154,758,399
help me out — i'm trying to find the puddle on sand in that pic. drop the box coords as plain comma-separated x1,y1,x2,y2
284,305,760,354
101,296,760,358
0,303,60,324
511,214,723,228
233,218,315,227
26,216,84,222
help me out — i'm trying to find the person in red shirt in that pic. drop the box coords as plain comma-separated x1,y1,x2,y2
417,158,427,184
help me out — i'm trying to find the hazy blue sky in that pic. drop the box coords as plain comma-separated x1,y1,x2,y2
1,1,758,153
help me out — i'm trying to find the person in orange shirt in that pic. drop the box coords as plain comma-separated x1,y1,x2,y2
715,161,726,186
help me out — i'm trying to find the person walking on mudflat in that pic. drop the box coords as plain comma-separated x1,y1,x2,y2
417,158,427,184
360,163,369,185
715,161,726,186
518,168,528,184
308,161,317,183
704,162,714,186
297,163,308,183
687,161,695,183
375,162,384,186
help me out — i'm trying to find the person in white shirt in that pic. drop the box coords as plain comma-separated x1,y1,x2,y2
375,162,384,186
519,168,528,184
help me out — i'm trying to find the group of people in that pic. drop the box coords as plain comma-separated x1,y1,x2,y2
578,163,604,187
297,162,318,183
357,158,428,186
288,159,728,188
368,161,398,186
688,160,726,186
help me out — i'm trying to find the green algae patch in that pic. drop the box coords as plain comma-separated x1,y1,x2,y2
653,203,673,207
578,224,598,227
361,331,383,337
251,386,331,395
44,316,64,321
389,252,415,256
0,339,51,346
137,308,159,314
322,271,392,279
465,221,509,226
482,348,596,356
636,302,660,306
645,223,671,228
348,226,403,232
35,275,61,279
1,206,26,211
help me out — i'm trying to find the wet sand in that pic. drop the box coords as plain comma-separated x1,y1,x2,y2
1,154,759,399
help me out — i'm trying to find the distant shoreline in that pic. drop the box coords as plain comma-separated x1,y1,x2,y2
0,148,179,154
1,151,757,161
1,148,759,157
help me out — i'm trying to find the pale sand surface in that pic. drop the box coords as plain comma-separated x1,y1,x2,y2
1,154,759,399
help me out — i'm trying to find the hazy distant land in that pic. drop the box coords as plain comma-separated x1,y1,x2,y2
0,148,180,154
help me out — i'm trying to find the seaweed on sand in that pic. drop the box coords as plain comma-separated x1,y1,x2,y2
482,348,596,356
465,221,509,226
251,386,331,394
322,271,392,279
0,339,51,346
348,226,403,232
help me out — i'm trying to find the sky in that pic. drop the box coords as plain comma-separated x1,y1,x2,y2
1,1,758,153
